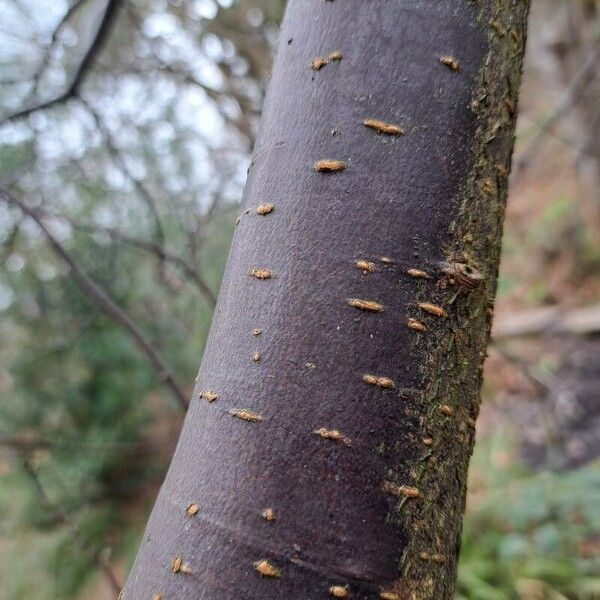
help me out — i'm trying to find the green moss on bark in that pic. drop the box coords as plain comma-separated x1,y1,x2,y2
385,2,532,598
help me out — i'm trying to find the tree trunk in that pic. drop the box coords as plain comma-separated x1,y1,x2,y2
123,1,530,598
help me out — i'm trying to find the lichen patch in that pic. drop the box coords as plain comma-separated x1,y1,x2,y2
199,390,218,403
256,203,274,215
171,555,192,575
440,55,460,71
248,268,273,280
356,259,376,272
362,374,395,389
407,268,429,279
379,591,401,600
314,159,346,173
311,56,327,70
329,585,349,597
381,480,421,499
347,298,384,312
261,508,276,522
407,318,427,332
186,503,199,516
254,559,280,578
417,302,447,318
363,118,404,135
229,408,263,422
314,427,351,445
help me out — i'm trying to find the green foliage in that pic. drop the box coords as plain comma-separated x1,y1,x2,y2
0,141,33,181
48,507,119,598
457,431,600,600
0,203,232,597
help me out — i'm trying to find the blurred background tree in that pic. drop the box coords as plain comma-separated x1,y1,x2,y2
0,1,598,598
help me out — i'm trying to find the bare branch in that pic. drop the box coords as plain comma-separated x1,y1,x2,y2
513,39,600,178
22,460,123,595
0,0,121,125
489,346,549,395
27,0,91,102
492,303,600,339
0,436,52,452
0,220,21,261
75,95,166,246
123,3,258,141
37,206,217,307
98,59,258,143
188,192,222,264
1,189,190,412
0,434,157,456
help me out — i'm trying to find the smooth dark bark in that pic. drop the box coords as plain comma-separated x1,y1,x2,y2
124,1,530,598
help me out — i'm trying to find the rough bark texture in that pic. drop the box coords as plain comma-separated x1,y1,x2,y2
124,1,530,598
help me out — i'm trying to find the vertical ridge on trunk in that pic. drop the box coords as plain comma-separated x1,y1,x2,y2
124,1,530,598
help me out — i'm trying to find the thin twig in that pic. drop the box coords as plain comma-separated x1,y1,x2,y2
0,0,121,124
0,435,157,455
513,39,600,178
0,436,52,452
22,460,123,595
0,220,21,261
1,189,189,412
75,95,166,246
492,303,600,339
490,346,549,395
124,3,258,138
189,192,222,263
37,206,217,306
27,0,91,102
